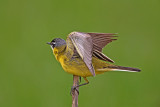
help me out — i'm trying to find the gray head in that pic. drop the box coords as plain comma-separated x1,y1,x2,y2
47,38,66,49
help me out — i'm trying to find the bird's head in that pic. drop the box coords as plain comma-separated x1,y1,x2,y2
47,38,66,50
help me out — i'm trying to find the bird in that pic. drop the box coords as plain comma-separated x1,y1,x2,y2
47,31,141,89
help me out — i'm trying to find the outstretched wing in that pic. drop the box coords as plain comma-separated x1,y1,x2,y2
87,33,117,52
68,32,95,76
87,33,117,63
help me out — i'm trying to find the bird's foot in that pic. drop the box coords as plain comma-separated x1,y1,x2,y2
70,86,79,96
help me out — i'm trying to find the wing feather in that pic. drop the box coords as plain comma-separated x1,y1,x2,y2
87,33,117,52
87,32,117,63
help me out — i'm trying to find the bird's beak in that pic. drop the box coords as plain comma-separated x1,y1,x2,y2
47,42,51,45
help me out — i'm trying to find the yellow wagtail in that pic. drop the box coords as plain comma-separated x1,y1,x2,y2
47,32,140,89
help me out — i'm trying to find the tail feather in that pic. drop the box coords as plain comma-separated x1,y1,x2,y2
108,65,141,72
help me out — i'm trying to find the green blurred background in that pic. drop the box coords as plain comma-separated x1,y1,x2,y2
0,0,159,107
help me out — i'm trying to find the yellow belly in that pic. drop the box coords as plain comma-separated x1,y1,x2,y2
59,56,110,77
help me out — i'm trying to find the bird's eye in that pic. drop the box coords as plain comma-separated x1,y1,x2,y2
50,41,56,49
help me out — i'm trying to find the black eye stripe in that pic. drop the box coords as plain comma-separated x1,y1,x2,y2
51,39,56,43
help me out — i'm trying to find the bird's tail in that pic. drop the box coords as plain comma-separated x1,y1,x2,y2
107,65,141,72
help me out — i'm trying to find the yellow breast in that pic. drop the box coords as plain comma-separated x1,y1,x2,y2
53,46,109,77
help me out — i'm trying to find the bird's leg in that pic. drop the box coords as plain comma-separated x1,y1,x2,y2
75,77,89,88
70,77,89,95
79,76,81,83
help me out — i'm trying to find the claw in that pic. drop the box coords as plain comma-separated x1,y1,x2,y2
70,86,79,96
70,77,89,95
